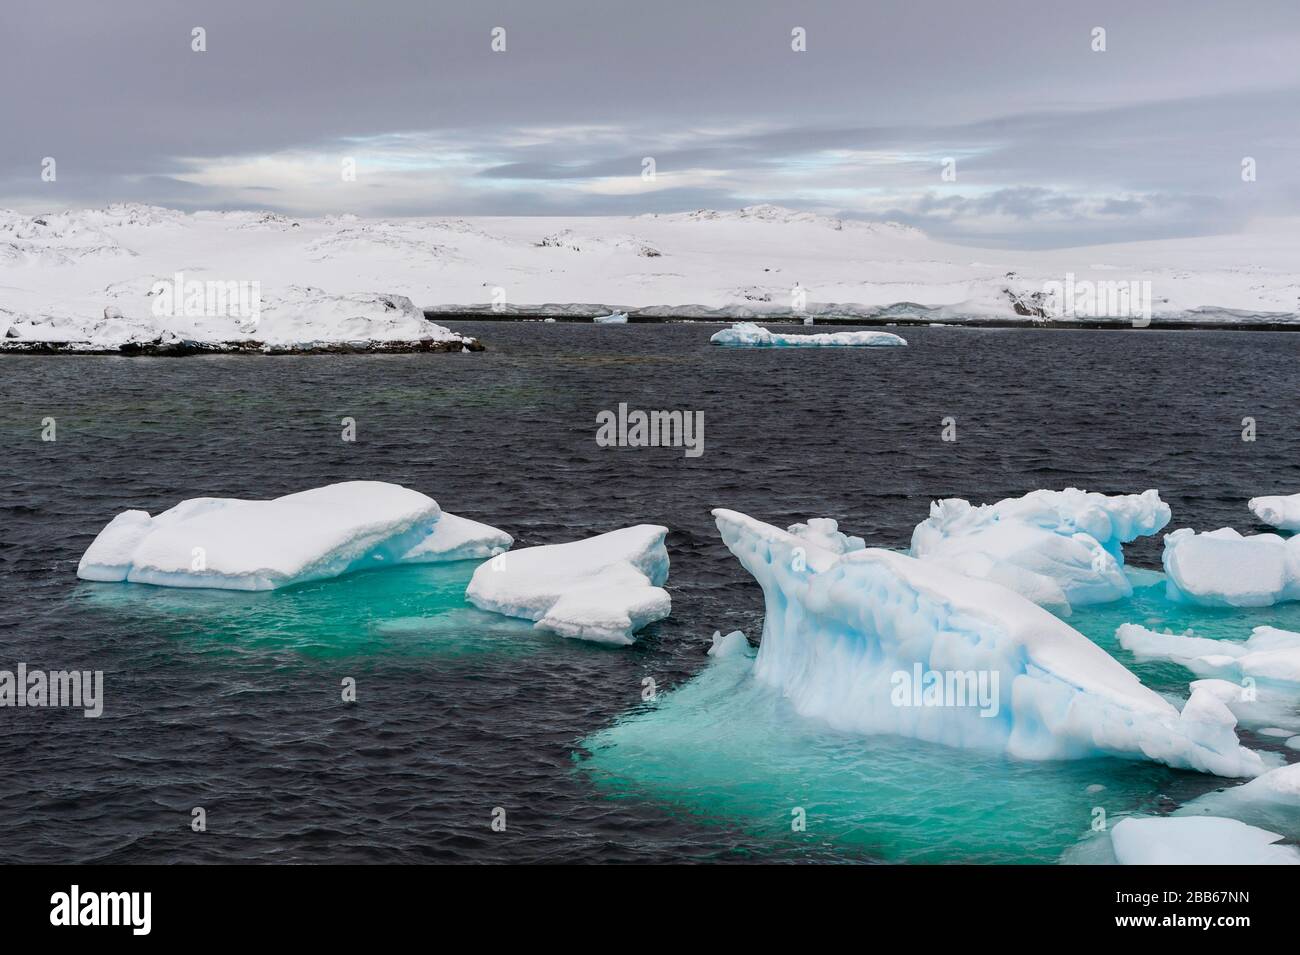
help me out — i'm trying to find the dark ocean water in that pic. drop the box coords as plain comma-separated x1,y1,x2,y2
1,322,1298,863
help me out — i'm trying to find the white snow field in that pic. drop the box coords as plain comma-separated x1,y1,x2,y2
1117,624,1300,686
1250,493,1300,531
77,481,511,590
709,322,907,346
4,203,1300,351
1109,816,1300,865
910,489,1170,614
713,507,1263,777
465,525,671,645
1162,527,1300,607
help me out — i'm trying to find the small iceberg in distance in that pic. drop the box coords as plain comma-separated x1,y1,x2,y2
593,312,628,324
710,321,906,347
712,506,1263,777
465,524,670,645
77,481,512,590
1249,493,1300,531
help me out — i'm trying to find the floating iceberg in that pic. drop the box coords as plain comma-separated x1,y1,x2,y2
593,312,628,324
1162,527,1300,607
1109,816,1300,865
77,481,511,590
713,507,1262,776
1249,493,1300,531
709,322,906,347
1117,623,1300,686
910,489,1170,613
465,525,670,645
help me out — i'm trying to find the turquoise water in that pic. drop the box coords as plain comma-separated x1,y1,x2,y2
580,572,1300,864
74,561,542,660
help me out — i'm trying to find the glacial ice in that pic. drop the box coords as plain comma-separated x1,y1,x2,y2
1249,493,1300,531
1109,816,1300,865
910,489,1171,613
593,312,628,324
709,322,907,347
714,507,1263,776
465,525,670,645
1117,623,1300,686
77,481,511,590
1163,527,1300,607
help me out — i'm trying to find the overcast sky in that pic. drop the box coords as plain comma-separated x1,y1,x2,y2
2,0,1298,246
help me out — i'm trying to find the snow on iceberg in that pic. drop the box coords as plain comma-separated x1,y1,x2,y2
1117,623,1300,686
1249,493,1300,531
1109,816,1300,865
709,322,906,347
713,507,1263,777
910,489,1170,614
592,312,628,324
465,525,670,645
77,481,511,590
1162,527,1300,607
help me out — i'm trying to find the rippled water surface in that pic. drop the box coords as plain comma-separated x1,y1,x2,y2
1,323,1298,862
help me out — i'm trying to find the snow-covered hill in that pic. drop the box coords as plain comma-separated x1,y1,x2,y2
2,203,1298,351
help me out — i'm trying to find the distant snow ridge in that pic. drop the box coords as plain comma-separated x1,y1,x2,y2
713,507,1262,777
710,321,907,347
910,488,1171,614
465,525,671,645
0,208,136,266
77,481,512,590
1163,528,1300,607
1249,493,1300,531
1117,623,1300,686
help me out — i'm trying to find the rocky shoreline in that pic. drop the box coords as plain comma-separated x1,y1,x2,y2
0,337,484,356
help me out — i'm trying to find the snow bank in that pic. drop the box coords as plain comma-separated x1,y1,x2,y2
1249,493,1300,531
910,489,1170,613
1162,527,1300,607
465,525,670,645
77,482,510,590
1110,816,1300,865
1118,623,1300,685
713,507,1262,776
710,322,907,347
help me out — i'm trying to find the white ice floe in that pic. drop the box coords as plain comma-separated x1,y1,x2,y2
1109,816,1300,865
1249,493,1300,531
713,507,1263,777
465,525,670,645
1117,624,1300,686
909,489,1170,613
1162,527,1300,607
709,322,907,347
77,481,511,590
592,312,628,324
707,629,754,659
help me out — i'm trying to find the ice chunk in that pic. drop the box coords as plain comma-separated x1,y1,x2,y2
710,322,906,347
399,512,512,563
713,507,1263,777
707,629,754,659
786,517,865,556
1110,816,1300,865
1162,527,1300,607
593,312,628,324
1118,623,1300,685
77,482,510,590
910,489,1170,612
1249,493,1300,531
465,525,670,645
